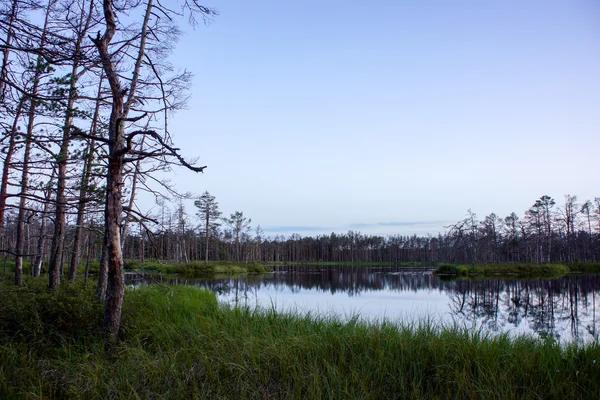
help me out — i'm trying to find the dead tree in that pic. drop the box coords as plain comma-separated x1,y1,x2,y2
89,0,214,337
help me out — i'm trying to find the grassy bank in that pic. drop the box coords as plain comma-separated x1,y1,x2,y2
432,262,600,277
126,260,273,276
568,262,600,274
291,261,432,267
132,260,432,274
1,276,598,399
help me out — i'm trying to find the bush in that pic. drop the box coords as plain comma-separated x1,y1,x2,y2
434,264,461,275
0,275,103,344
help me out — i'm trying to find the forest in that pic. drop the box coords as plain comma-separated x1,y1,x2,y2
0,0,217,336
4,190,598,273
118,193,600,266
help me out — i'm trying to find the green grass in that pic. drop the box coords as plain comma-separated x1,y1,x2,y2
129,260,273,275
0,258,32,274
435,263,571,278
435,262,600,278
568,262,600,274
0,275,598,399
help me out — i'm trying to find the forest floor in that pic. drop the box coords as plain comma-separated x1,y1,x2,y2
1,275,599,399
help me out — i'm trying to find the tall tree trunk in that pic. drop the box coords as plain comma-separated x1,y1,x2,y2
67,139,94,281
94,0,153,337
32,173,54,277
14,2,52,285
97,229,109,300
140,222,145,263
205,212,209,265
120,136,144,248
0,0,17,102
0,98,25,233
48,116,70,289
68,77,103,281
14,103,35,285
84,222,94,283
103,152,125,336
48,0,94,290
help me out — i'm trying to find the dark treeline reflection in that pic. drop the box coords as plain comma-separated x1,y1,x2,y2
129,265,439,297
447,275,599,343
127,266,599,343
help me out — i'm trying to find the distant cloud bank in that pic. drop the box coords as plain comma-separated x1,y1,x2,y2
265,226,331,234
350,221,449,229
263,220,452,237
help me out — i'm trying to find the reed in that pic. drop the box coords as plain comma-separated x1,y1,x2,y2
0,275,598,399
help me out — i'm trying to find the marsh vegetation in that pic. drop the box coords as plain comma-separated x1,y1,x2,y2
1,276,599,399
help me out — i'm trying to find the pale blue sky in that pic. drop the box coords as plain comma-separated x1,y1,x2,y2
155,0,599,237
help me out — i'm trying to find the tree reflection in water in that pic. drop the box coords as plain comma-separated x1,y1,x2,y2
448,276,599,344
126,265,600,344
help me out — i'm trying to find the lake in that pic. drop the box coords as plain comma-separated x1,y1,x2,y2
127,265,600,345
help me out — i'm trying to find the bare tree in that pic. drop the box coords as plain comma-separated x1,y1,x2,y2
194,191,221,265
32,170,55,277
48,0,98,290
539,195,555,263
68,76,105,281
14,0,56,285
89,0,215,337
558,195,578,262
223,211,251,262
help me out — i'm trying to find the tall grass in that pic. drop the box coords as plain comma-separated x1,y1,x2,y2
435,263,571,277
128,260,273,275
0,275,598,399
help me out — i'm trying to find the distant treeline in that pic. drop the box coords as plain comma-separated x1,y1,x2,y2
124,194,599,264
2,193,598,266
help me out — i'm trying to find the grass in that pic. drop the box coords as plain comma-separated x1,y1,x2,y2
434,262,577,278
1,274,599,399
0,258,32,274
0,259,273,277
131,260,431,275
568,262,600,274
126,260,273,276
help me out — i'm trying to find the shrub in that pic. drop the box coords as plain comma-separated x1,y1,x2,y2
434,264,461,275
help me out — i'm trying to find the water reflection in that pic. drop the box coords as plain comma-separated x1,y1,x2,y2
126,265,599,344
448,276,599,344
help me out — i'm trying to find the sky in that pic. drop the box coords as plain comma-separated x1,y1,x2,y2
147,0,600,238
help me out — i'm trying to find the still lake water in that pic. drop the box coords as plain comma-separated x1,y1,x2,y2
128,265,600,345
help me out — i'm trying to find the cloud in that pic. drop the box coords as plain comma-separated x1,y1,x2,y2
264,225,331,234
349,220,450,229
263,220,453,237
